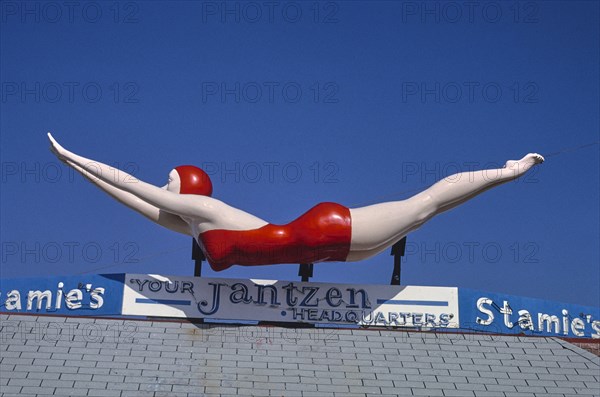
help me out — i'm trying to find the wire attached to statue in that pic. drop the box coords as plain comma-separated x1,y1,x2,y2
543,141,599,158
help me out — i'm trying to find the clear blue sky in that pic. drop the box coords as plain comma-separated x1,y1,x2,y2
1,1,598,307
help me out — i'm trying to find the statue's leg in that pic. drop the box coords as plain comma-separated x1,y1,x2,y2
347,153,543,260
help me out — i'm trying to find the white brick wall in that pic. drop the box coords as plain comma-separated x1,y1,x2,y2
1,314,599,396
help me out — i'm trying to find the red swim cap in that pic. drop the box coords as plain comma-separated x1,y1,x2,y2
174,165,213,196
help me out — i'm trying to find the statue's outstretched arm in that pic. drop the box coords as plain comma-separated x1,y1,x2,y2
63,159,191,236
48,133,220,220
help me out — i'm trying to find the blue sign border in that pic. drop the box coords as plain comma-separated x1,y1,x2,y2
0,274,124,316
459,288,600,339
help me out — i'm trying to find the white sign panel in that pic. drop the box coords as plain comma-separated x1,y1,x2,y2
122,274,459,328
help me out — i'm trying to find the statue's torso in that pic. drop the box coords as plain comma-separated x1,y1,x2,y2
197,202,352,271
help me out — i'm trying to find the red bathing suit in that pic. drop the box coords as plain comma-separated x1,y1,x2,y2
199,202,352,271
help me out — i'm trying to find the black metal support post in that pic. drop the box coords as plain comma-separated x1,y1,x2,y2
192,239,205,277
390,236,407,285
191,239,207,324
298,263,314,282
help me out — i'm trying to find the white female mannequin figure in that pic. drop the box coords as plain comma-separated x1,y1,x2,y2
48,133,544,271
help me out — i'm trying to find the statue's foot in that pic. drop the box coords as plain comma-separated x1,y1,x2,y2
504,153,544,171
505,153,545,167
521,153,545,164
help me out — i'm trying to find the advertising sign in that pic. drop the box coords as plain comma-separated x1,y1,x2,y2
0,274,125,316
122,274,460,328
459,289,600,339
4,272,597,339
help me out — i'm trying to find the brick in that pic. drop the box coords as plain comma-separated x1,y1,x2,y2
486,384,517,392
558,361,589,369
5,371,27,379
491,364,521,373
1,357,34,366
443,390,475,396
91,374,125,383
401,361,432,369
41,365,77,374
517,385,549,394
172,384,206,393
389,367,420,376
40,379,75,388
550,380,587,388
413,388,443,396
526,379,557,387
332,377,364,386
448,370,478,378
86,389,122,397
73,380,108,389
47,387,82,396
508,372,539,381
59,373,93,381
479,371,510,379
445,357,473,365
566,374,599,382
379,387,414,396
7,344,39,352
126,363,159,371
497,378,527,386
466,377,497,385
520,366,550,374
406,374,437,382
346,386,381,393
8,378,42,387
548,386,579,394
267,375,300,383
424,382,457,390
431,363,462,371
0,385,22,394
0,351,20,359
23,371,60,381
20,386,56,394
119,391,156,397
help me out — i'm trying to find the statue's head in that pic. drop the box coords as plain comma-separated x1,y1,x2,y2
166,165,213,196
